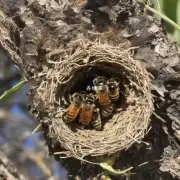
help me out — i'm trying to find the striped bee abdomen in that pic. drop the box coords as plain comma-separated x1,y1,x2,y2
107,79,120,103
98,93,111,107
100,104,114,119
109,90,119,102
64,104,81,123
78,101,95,126
91,108,102,131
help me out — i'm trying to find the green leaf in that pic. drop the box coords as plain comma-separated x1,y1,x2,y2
104,153,118,166
175,0,180,46
138,1,180,32
0,80,25,101
100,163,133,176
177,0,180,26
153,0,180,46
161,0,178,33
98,153,133,176
96,153,118,166
154,0,164,20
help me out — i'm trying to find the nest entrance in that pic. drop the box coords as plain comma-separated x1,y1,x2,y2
56,64,128,131
38,40,154,158
57,64,127,106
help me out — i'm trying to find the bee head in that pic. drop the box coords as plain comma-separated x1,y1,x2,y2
108,82,117,90
72,93,84,104
93,76,107,86
108,77,119,89
85,94,95,104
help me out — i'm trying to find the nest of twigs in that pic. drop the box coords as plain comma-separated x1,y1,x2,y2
37,39,154,158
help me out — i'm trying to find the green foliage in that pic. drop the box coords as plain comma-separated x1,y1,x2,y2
98,154,133,176
138,0,180,45
154,0,180,46
0,80,25,101
99,163,133,176
159,0,178,33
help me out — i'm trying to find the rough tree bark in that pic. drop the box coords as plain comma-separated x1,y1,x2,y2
0,0,180,179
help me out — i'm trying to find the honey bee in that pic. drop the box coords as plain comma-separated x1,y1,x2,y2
63,93,84,123
107,77,120,103
93,76,111,107
93,76,114,119
78,94,96,126
91,108,102,131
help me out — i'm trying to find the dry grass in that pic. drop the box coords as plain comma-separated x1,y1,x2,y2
36,39,154,159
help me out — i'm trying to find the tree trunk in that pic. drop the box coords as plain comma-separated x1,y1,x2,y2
0,0,180,179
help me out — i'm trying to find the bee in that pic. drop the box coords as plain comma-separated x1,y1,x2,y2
107,77,120,103
91,108,102,131
93,76,111,107
63,93,84,123
93,76,114,119
78,94,96,126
